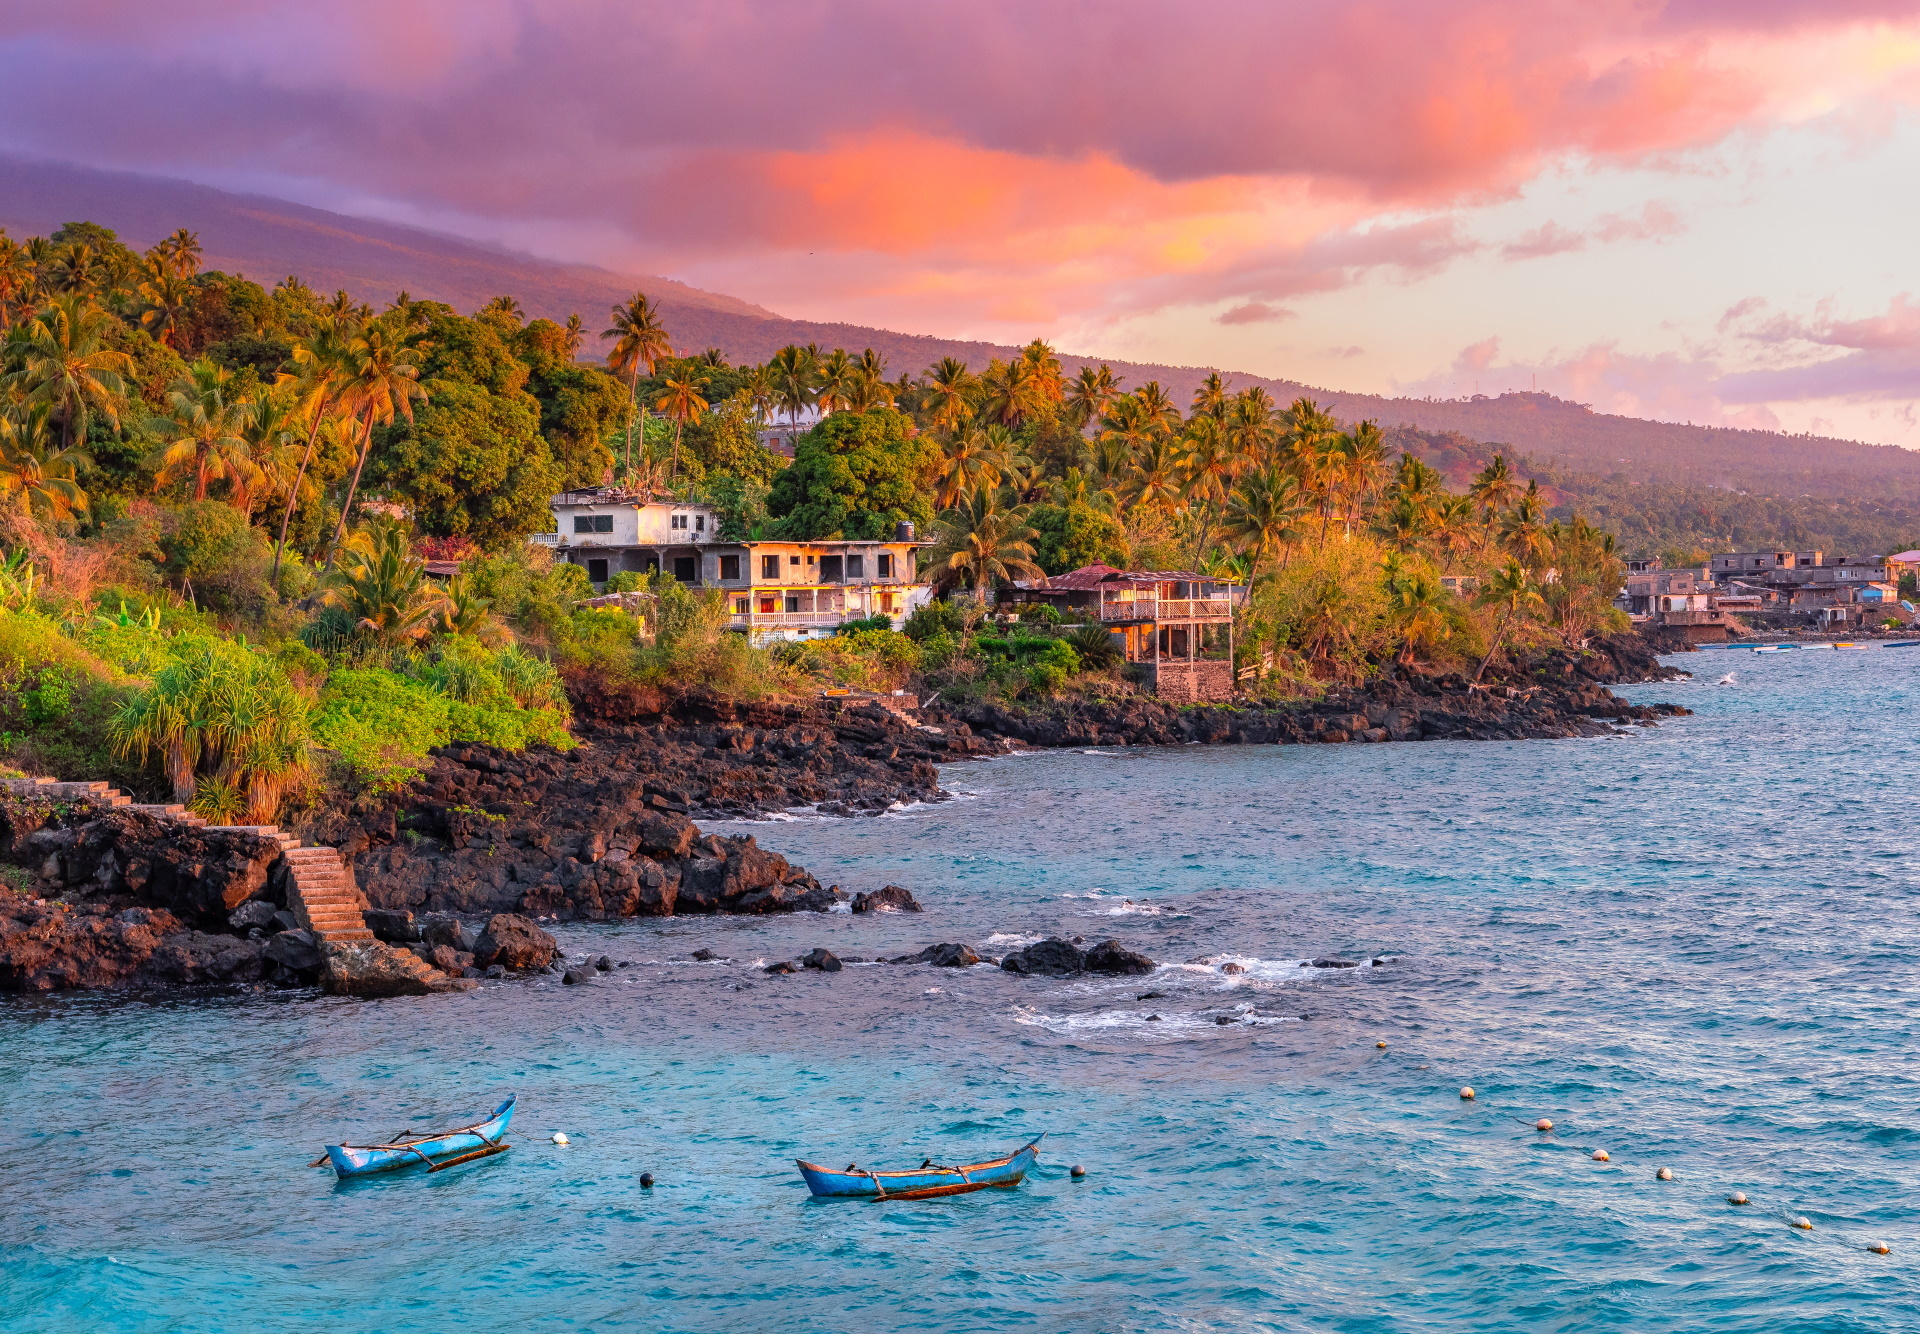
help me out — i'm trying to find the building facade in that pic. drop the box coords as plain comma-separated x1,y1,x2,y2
1000,563,1244,702
532,488,932,640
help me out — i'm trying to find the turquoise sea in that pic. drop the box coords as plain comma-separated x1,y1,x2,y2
3,648,1916,1332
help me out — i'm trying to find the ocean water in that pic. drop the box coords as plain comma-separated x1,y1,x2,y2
3,648,1916,1333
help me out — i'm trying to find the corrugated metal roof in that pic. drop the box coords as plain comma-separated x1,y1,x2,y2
1038,563,1229,589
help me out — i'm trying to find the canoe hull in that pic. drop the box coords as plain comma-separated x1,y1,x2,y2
797,1136,1042,1200
325,1095,515,1178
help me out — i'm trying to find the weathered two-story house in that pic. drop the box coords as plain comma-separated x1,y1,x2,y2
532,488,931,640
1000,563,1243,702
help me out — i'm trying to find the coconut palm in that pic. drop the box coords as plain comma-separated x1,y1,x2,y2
563,314,585,357
271,317,358,583
1019,340,1065,404
924,487,1043,596
1223,466,1308,577
0,404,88,520
846,363,895,412
135,266,195,348
1065,364,1120,431
1383,555,1452,667
769,345,818,447
322,323,427,572
1190,371,1231,422
654,373,710,483
1473,560,1544,682
741,362,778,427
602,291,671,475
236,384,305,518
4,294,134,448
1469,454,1521,551
815,348,858,414
1225,386,1277,464
1179,415,1239,561
1048,467,1115,514
149,228,203,279
319,523,448,646
1122,436,1184,517
979,356,1044,429
1136,381,1182,436
935,425,1017,510
0,236,35,328
1334,420,1390,529
146,358,259,504
1498,481,1552,569
1095,394,1155,483
923,356,975,435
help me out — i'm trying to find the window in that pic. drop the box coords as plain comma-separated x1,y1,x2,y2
789,555,800,567
672,514,688,530
734,598,748,614
586,558,608,583
759,596,777,614
762,554,780,579
877,553,893,578
695,514,705,532
673,556,698,582
846,554,864,578
820,555,843,582
574,514,613,534
806,553,815,565
785,595,800,612
719,554,740,580
880,593,895,613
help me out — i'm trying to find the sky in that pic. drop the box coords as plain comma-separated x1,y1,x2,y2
3,1,1920,444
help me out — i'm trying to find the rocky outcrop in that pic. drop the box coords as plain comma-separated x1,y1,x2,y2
1000,938,1157,976
852,885,922,913
472,914,558,971
322,939,477,997
296,744,849,924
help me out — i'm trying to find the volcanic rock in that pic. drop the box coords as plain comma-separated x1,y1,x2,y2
800,947,843,972
894,942,980,968
1083,940,1155,975
999,938,1087,976
852,885,922,913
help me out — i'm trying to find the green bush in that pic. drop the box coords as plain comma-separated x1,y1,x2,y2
157,501,251,581
0,608,138,783
903,599,963,642
312,668,452,791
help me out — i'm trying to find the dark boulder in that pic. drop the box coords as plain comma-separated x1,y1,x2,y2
419,913,474,952
1309,957,1360,968
800,948,843,972
763,959,800,974
364,909,419,943
1000,938,1086,976
227,900,279,932
561,965,597,985
894,942,980,968
852,885,922,913
265,928,324,975
472,914,557,971
1083,940,1155,975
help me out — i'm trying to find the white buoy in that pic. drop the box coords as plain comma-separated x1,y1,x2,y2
552,1132,570,1145
1869,1242,1891,1255
1460,1087,1475,1101
1656,1167,1673,1181
1591,1149,1609,1162
1791,1216,1812,1231
1535,1119,1553,1132
1728,1192,1750,1206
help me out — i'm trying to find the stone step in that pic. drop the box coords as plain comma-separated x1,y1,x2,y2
297,886,358,899
284,851,342,864
316,929,375,944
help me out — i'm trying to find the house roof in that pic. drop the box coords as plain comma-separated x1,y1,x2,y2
1038,563,1229,590
1888,550,1920,563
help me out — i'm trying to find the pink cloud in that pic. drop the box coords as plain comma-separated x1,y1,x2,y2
1502,222,1588,259
1217,302,1294,325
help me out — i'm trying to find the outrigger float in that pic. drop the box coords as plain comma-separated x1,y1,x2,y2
319,1094,516,1178
796,1135,1044,1199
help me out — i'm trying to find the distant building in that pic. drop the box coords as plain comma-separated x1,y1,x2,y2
1619,568,1743,641
531,487,931,640
1883,550,1920,585
1000,563,1244,702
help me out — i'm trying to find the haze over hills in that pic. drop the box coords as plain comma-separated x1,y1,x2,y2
5,154,1917,522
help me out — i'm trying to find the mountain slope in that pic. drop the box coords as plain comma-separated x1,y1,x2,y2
4,154,1916,504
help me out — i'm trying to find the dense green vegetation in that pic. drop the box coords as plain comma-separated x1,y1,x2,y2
0,220,1639,816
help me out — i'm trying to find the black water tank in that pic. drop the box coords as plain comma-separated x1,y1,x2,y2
893,520,915,541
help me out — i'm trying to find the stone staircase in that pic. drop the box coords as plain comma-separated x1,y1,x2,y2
3,775,469,990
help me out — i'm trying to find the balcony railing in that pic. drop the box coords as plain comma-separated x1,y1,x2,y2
530,532,561,545
727,610,855,628
1098,597,1235,622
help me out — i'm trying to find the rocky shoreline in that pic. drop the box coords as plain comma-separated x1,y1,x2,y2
0,631,1694,995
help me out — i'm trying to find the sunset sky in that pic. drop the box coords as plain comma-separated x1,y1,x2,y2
4,1,1920,442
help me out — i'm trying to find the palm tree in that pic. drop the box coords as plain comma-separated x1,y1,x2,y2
935,426,1016,509
1383,555,1452,667
1123,436,1184,517
924,488,1043,596
741,362,778,428
147,359,260,504
1335,420,1390,530
1020,339,1065,404
1223,466,1308,577
1096,394,1155,483
319,523,448,646
1190,371,1231,422
135,266,195,348
1179,414,1238,561
271,317,358,583
150,229,203,279
1225,386,1277,464
0,236,35,328
4,294,134,449
1137,381,1182,435
815,348,857,414
1468,454,1521,549
480,295,524,326
654,373,710,483
847,362,895,412
0,404,88,520
236,384,304,518
979,356,1043,428
1065,364,1120,431
563,314,585,357
1049,467,1114,514
602,291,671,476
923,356,975,435
322,323,427,573
1473,560,1544,682
1498,481,1552,569
768,344,818,448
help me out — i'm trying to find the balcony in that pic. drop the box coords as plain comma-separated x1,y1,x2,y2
1098,597,1235,622
530,532,561,546
728,610,858,630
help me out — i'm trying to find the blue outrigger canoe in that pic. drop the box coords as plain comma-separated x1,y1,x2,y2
797,1135,1043,1200
323,1095,515,1178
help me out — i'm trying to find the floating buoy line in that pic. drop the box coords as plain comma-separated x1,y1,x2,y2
1389,1046,1895,1255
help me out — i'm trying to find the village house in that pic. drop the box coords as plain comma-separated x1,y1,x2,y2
531,488,932,641
999,563,1244,703
1618,567,1744,641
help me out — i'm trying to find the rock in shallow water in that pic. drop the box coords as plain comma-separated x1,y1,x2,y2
561,965,597,985
999,938,1087,976
1084,940,1155,975
800,947,842,972
851,885,921,914
894,942,980,968
472,913,557,971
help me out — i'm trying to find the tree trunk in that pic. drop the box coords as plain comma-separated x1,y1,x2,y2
321,413,375,577
271,400,329,589
1473,608,1514,684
